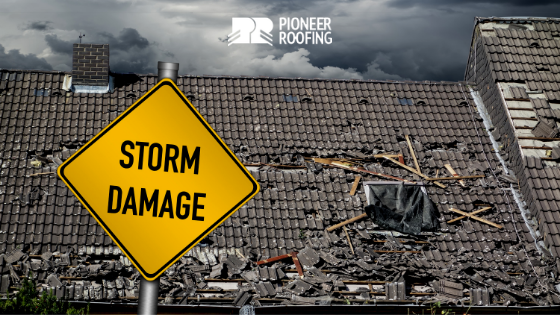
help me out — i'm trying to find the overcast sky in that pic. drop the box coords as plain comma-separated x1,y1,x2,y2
1,0,560,81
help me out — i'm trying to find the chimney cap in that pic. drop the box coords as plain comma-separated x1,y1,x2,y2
158,62,179,71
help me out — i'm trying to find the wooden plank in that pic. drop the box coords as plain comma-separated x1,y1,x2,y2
374,250,421,254
256,253,294,265
343,226,355,255
383,157,446,188
444,164,465,187
326,213,368,232
447,207,492,223
405,135,421,173
448,208,503,229
425,175,485,180
313,158,413,183
373,240,430,244
349,175,361,196
292,253,304,278
372,154,401,158
235,248,246,260
27,172,55,177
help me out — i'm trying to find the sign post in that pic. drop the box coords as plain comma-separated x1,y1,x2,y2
137,61,178,315
58,61,259,314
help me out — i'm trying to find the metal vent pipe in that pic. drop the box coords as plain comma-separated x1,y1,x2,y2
157,61,179,83
137,61,180,315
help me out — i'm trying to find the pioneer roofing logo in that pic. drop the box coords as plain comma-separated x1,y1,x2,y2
228,18,273,46
228,17,332,46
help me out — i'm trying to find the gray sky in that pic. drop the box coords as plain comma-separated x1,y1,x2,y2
1,0,560,81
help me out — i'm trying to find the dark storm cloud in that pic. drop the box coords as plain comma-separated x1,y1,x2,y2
109,58,156,74
23,21,53,31
45,34,73,55
0,44,52,70
277,0,560,81
10,0,560,81
388,0,560,8
98,28,150,52
41,27,159,74
97,28,157,74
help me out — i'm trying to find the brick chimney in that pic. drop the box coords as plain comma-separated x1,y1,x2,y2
72,44,109,86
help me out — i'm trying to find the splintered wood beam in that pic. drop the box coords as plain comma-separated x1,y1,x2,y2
313,158,413,183
291,252,304,278
405,135,421,173
326,213,368,232
349,175,361,196
373,154,401,158
373,250,421,254
256,252,297,265
448,208,503,229
425,175,485,181
235,248,246,260
447,207,492,224
444,164,465,187
383,157,446,189
343,226,355,255
27,172,55,177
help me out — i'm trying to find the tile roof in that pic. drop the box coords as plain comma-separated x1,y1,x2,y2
465,17,560,267
0,19,559,307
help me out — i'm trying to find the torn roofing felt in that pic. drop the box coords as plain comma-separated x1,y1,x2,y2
365,183,439,235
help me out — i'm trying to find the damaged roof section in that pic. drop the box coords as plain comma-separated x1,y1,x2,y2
0,66,558,307
466,17,560,272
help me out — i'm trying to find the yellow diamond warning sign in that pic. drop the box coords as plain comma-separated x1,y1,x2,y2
58,79,259,280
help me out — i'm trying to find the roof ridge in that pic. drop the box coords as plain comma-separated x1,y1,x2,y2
0,68,467,86
475,16,560,23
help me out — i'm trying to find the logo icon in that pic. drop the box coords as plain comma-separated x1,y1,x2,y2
228,18,273,46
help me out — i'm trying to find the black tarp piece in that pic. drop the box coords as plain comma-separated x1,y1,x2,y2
364,182,439,235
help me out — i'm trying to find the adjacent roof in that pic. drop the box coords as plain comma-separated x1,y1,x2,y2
465,17,560,261
0,17,559,309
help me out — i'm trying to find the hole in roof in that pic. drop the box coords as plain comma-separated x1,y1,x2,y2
51,90,63,96
416,100,426,105
529,41,540,48
282,95,298,102
33,89,49,97
126,92,137,98
186,94,196,101
398,98,414,106
243,94,254,101
301,96,313,102
537,66,550,72
459,101,468,106
358,98,369,105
